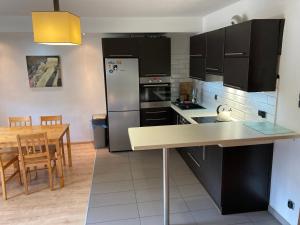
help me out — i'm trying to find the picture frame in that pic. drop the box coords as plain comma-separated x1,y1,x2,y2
26,55,62,88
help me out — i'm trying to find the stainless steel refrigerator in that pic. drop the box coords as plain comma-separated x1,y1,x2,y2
105,58,140,152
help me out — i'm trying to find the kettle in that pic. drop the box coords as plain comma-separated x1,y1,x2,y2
216,105,232,122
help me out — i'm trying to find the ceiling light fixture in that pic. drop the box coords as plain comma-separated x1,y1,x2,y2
32,0,82,45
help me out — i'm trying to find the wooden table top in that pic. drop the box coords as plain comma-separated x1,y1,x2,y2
0,124,69,148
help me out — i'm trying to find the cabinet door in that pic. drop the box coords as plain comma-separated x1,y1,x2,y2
189,56,206,80
225,22,251,57
139,38,171,77
140,107,173,126
190,34,206,56
102,38,138,57
206,29,225,74
223,58,250,91
202,146,223,208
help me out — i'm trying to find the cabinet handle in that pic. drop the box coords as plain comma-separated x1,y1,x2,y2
145,111,167,114
224,84,242,90
142,84,170,87
187,152,200,167
190,76,204,81
144,74,168,76
203,146,206,161
145,118,167,121
225,52,245,56
109,54,133,57
206,67,219,71
190,54,203,57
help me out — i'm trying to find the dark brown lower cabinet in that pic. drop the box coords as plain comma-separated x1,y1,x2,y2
179,143,273,214
140,107,174,126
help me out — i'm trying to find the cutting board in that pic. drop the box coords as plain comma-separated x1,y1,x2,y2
179,82,193,101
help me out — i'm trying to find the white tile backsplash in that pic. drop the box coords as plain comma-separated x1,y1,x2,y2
194,80,277,122
171,54,191,102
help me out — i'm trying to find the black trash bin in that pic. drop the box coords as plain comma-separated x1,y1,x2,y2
92,114,107,149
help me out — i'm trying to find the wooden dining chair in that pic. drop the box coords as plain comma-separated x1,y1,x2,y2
40,115,62,126
9,116,32,127
40,115,66,165
0,149,21,200
16,132,57,194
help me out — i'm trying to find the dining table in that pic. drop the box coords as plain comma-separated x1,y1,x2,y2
0,124,72,188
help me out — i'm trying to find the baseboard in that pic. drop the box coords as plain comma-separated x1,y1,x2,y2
269,205,291,225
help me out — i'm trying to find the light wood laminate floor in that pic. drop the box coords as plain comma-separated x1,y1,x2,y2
0,143,96,225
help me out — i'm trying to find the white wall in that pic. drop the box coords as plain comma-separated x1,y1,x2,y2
0,33,106,142
0,16,203,33
202,0,300,224
0,32,196,142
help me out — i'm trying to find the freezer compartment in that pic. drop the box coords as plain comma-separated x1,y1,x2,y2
108,111,140,152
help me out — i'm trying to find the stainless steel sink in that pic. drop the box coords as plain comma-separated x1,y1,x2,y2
191,116,230,124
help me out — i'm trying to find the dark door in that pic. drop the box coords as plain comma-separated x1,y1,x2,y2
225,22,252,57
139,38,171,77
202,146,223,208
190,56,206,80
223,58,250,91
140,107,173,126
190,34,206,56
206,29,225,74
102,38,138,57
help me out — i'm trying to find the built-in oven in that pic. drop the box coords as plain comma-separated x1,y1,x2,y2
140,76,171,109
140,76,172,126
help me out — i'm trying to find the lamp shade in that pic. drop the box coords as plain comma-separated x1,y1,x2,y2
32,11,82,45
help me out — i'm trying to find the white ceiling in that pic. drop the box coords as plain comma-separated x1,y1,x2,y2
0,0,240,17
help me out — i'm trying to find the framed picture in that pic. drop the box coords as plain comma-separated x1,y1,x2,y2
26,56,62,88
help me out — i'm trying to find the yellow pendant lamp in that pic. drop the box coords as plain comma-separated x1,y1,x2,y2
32,0,82,45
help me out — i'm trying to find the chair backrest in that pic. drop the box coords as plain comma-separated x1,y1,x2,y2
40,115,62,126
9,116,32,127
16,132,51,164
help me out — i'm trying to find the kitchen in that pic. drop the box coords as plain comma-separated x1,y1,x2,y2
0,0,300,225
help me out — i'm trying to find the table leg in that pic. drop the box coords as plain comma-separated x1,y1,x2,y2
66,127,72,167
55,140,64,188
163,147,169,225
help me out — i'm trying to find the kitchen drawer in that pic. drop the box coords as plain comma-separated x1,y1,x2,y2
141,107,173,126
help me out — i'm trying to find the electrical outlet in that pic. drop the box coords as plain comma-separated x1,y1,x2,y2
215,94,218,100
258,110,267,118
288,200,295,210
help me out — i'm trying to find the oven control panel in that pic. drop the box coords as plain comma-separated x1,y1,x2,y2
140,77,170,84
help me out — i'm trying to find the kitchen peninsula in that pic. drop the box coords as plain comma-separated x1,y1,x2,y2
128,121,299,225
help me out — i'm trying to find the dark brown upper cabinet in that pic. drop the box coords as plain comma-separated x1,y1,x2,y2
206,28,225,75
223,19,285,92
189,34,206,80
190,34,206,57
138,37,171,77
190,57,206,80
102,38,138,58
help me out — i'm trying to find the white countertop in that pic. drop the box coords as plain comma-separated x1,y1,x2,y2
128,121,300,151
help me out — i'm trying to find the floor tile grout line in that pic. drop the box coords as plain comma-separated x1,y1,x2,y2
128,151,142,225
171,151,209,225
87,216,140,225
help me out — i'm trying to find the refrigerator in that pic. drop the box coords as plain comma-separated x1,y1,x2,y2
105,58,140,152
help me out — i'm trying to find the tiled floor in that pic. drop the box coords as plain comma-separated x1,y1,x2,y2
86,149,281,225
